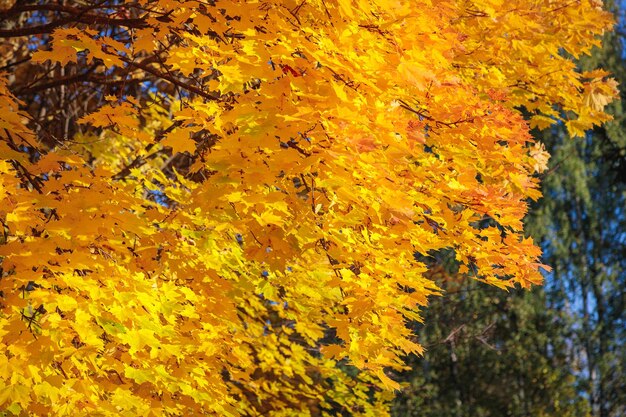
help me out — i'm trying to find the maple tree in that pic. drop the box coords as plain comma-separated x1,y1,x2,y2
0,0,618,416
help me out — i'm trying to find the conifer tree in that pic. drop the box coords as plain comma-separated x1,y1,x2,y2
393,2,625,416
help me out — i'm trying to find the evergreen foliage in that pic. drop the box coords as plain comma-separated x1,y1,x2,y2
393,3,626,416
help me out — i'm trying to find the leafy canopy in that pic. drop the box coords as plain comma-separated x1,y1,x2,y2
0,0,617,415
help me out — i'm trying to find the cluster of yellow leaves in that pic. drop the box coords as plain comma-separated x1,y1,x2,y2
0,0,617,416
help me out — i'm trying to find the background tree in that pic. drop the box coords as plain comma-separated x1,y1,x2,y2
392,265,589,417
393,2,626,416
528,2,626,413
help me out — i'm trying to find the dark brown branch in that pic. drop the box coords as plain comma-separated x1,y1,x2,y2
0,5,148,38
17,64,98,94
111,150,165,181
1,4,130,17
0,57,31,72
0,19,70,38
11,160,44,194
17,69,145,95
111,120,183,180
398,99,474,128
120,56,220,101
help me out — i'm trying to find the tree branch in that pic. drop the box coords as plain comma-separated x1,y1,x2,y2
120,56,220,101
0,5,148,38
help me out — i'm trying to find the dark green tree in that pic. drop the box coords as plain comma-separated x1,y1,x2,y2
393,2,626,416
526,3,626,413
392,273,589,417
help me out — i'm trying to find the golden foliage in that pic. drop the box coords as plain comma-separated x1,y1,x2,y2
0,0,617,415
